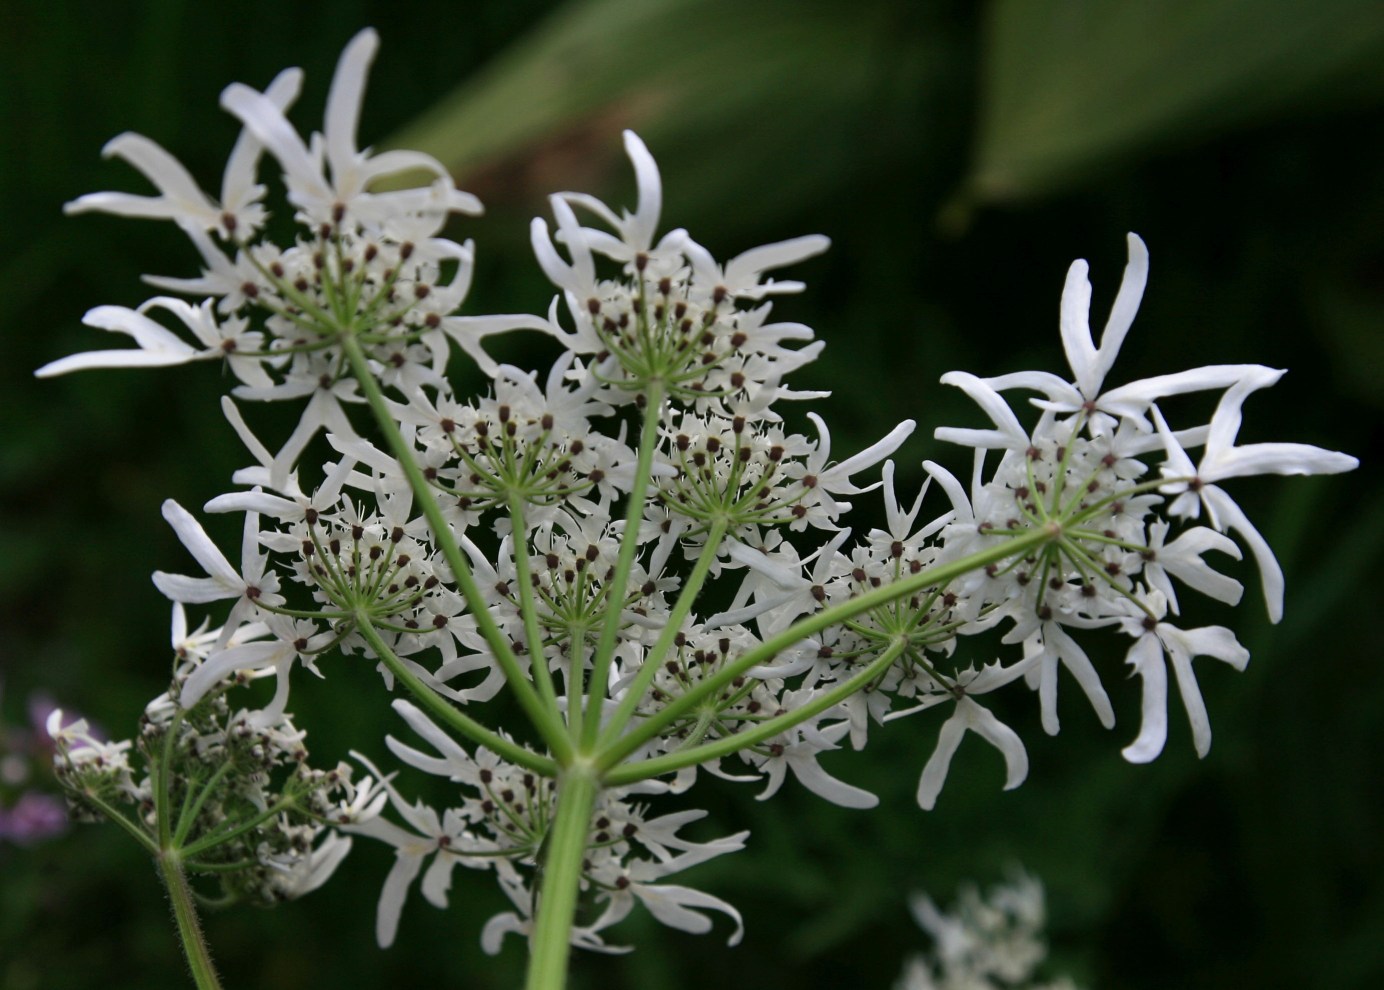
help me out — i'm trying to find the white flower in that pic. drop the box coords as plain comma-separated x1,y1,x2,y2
896,659,1035,811
63,67,303,240
35,298,265,381
220,29,479,233
1118,592,1250,763
1155,369,1358,622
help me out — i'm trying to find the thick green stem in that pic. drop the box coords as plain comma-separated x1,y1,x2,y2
159,850,224,990
582,383,665,747
355,616,557,776
524,766,600,990
340,333,572,763
596,517,729,748
597,526,1053,770
604,639,906,785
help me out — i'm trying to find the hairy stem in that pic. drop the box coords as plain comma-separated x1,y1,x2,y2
159,850,224,990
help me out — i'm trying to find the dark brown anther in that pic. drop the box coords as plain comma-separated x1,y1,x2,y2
891,540,904,559
432,615,447,629
1027,446,1043,461
635,252,649,271
712,286,728,305
1142,615,1158,632
302,540,315,557
729,331,747,348
1038,604,1053,620
240,281,260,299
588,469,605,484
541,413,554,431
399,242,415,260
329,538,341,555
811,585,826,602
802,474,818,489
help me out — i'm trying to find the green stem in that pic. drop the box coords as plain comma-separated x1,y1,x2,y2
159,850,224,990
597,526,1053,770
340,333,572,763
524,765,600,990
582,383,665,747
596,517,729,748
508,496,564,731
355,615,557,777
605,638,906,785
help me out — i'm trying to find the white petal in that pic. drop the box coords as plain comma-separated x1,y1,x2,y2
1090,233,1148,390
161,499,241,585
1059,258,1098,396
1121,634,1167,764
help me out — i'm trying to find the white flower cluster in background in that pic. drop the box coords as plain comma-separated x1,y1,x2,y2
44,28,1357,959
897,871,1082,990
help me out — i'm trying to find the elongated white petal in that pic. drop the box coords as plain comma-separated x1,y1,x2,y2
1121,634,1168,763
1059,258,1098,396
788,750,878,809
1203,486,1285,622
376,850,426,948
1090,233,1148,389
160,500,242,585
36,349,197,377
221,67,303,212
634,883,744,945
324,29,378,185
917,706,966,811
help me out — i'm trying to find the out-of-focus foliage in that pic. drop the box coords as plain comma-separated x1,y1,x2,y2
1,2,1379,989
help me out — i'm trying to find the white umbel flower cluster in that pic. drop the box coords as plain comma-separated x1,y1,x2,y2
45,27,1357,966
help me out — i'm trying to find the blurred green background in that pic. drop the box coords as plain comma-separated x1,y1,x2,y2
1,1,1381,987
